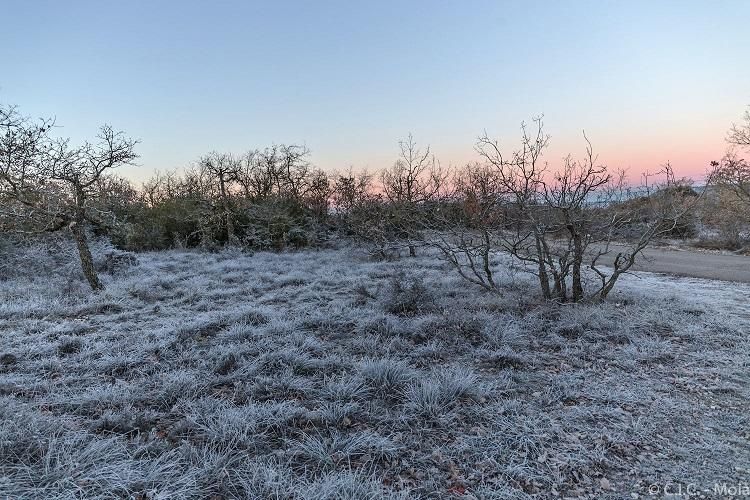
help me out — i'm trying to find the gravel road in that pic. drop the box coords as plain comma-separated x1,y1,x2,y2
601,244,750,283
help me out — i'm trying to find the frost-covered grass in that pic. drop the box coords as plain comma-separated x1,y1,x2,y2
0,242,748,499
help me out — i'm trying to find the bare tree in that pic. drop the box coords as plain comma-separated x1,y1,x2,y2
276,144,314,201
142,170,182,206
332,168,374,212
433,117,705,302
695,108,750,248
303,168,331,219
237,149,274,201
332,169,405,256
380,134,447,256
423,163,503,291
474,117,565,299
708,150,750,248
715,108,750,208
541,141,610,301
0,104,138,290
237,144,325,206
588,170,705,299
728,107,750,150
712,151,750,207
198,152,241,244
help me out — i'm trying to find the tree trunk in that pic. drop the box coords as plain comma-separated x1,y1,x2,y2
533,232,552,299
571,231,584,302
70,221,103,291
481,230,496,289
552,273,566,301
599,271,621,300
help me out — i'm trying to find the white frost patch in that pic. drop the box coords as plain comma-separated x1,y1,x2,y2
611,271,750,320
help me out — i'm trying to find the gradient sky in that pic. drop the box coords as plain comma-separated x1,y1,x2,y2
2,0,748,184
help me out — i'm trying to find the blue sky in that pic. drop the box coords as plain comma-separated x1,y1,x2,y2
2,0,748,182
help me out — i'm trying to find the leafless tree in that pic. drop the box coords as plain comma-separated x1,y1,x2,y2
429,117,705,302
141,170,182,206
711,151,750,207
707,147,750,248
728,107,750,150
380,134,447,256
331,168,393,251
237,149,274,201
0,105,138,290
541,141,611,301
588,170,706,299
332,168,374,212
714,108,750,208
198,152,241,244
236,144,327,206
424,163,502,291
276,144,314,201
474,117,569,299
695,108,750,247
47,127,138,289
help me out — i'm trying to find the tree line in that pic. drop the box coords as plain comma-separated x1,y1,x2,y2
2,103,748,301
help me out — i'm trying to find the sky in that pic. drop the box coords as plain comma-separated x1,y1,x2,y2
2,0,748,184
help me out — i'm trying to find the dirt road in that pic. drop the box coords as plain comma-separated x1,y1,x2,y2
600,244,750,283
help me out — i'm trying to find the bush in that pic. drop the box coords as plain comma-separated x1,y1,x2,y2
97,250,139,275
382,276,435,317
105,197,327,252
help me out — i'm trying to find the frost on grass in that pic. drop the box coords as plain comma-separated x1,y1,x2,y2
0,243,748,498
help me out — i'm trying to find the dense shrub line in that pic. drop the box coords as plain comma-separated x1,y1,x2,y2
3,102,748,298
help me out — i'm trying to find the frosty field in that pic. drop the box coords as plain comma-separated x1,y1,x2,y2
0,244,748,499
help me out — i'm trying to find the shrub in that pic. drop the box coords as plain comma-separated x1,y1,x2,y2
98,250,139,275
382,276,435,317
